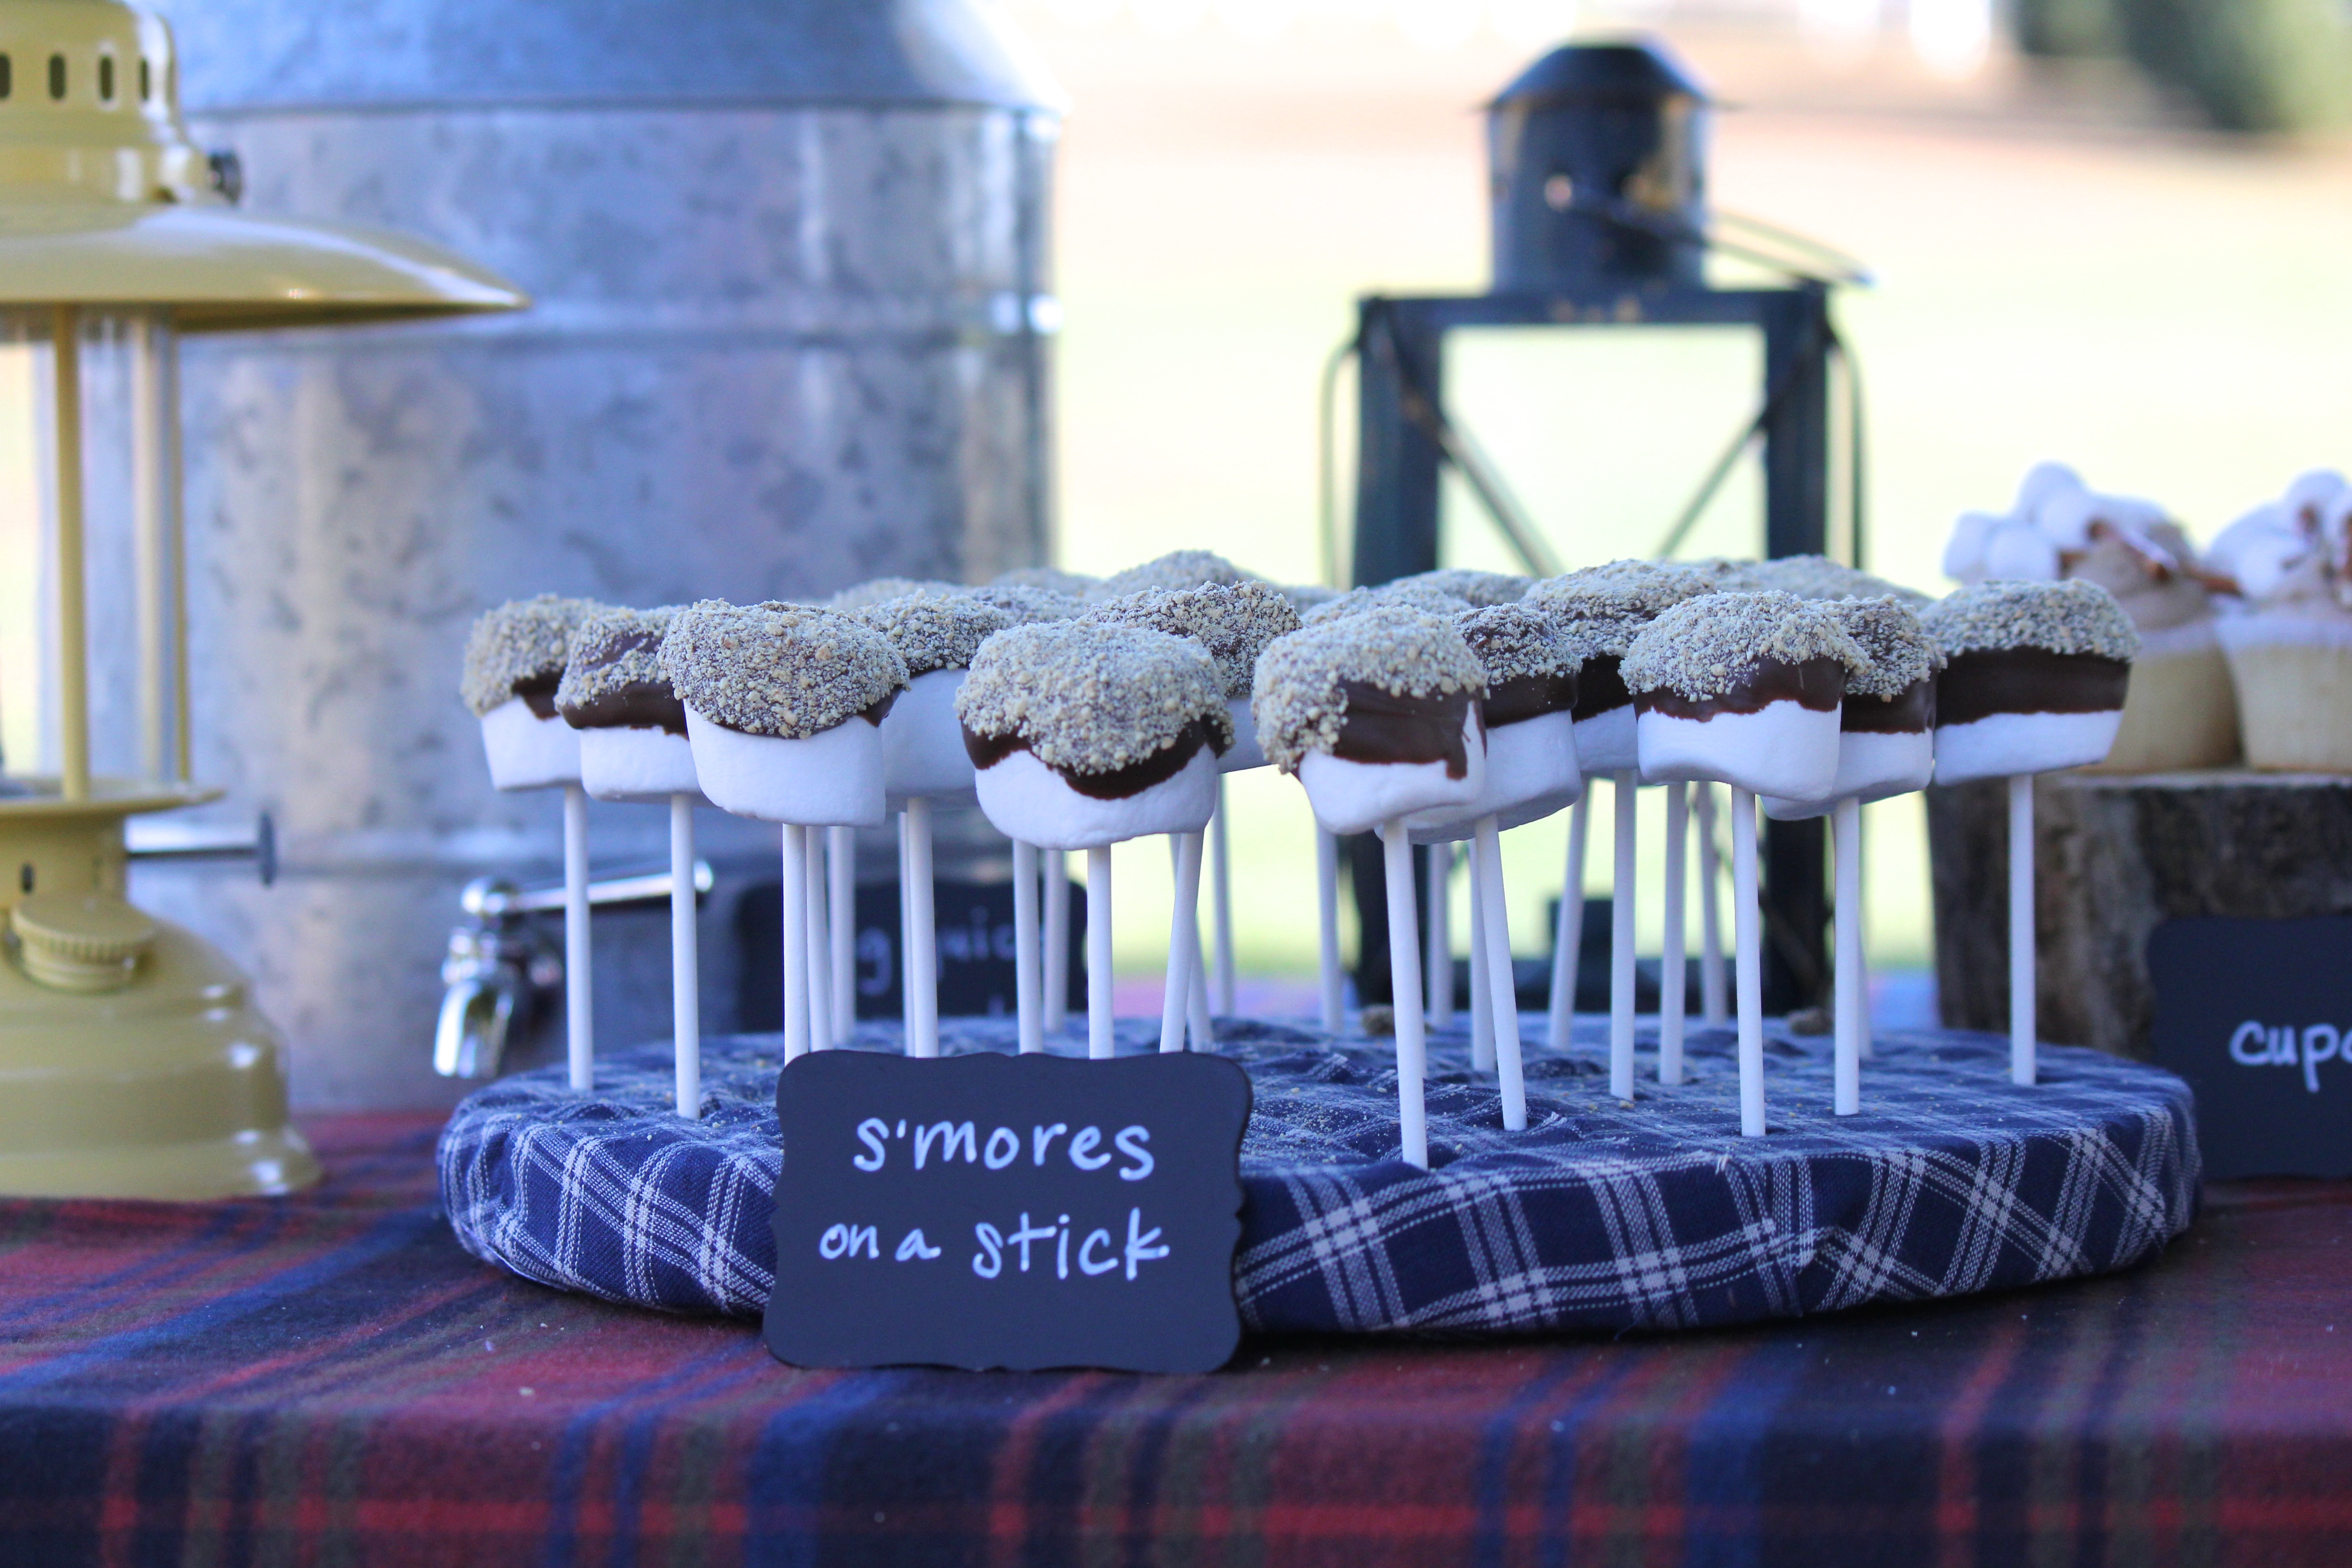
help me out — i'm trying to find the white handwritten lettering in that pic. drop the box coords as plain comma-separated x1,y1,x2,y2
982,1127,1020,1169
914,1121,976,1169
853,1118,890,1171
1068,1127,1110,1170
1114,1125,1154,1181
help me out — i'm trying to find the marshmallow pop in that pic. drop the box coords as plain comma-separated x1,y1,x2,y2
1405,603,1585,1131
1761,596,1945,1114
559,606,706,1116
1083,582,1302,1048
1627,591,1866,1136
1923,579,2137,1087
1523,561,1718,1096
1085,551,1269,1023
461,593,609,1093
962,582,1085,1050
665,601,904,1066
960,621,1232,1060
1306,583,1480,1030
1255,607,1488,1168
847,591,1017,1058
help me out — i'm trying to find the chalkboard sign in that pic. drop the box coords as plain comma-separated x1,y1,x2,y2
2148,915,2352,1178
765,1049,1254,1373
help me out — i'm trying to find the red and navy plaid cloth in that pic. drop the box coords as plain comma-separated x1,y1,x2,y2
441,1019,2197,1333
0,1114,2348,1564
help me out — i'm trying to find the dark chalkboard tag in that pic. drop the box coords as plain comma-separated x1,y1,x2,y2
764,1049,1254,1373
2148,915,2352,1178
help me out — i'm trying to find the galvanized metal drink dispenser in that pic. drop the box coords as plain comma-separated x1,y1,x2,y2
1349,39,1857,1013
130,0,1063,1107
0,0,524,1194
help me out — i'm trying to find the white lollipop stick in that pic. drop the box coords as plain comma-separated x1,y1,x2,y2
1467,840,1494,1073
1162,831,1205,1053
1188,922,1214,1048
1834,795,1863,1115
1044,850,1070,1035
1609,770,1637,1102
1660,780,1687,1087
1546,793,1590,1051
1380,818,1430,1169
671,793,701,1117
2009,773,2034,1087
828,824,855,1044
1474,815,1528,1131
1731,787,1764,1137
1087,846,1114,1060
1013,840,1044,1054
1210,779,1235,1014
1857,818,1874,1062
804,824,831,1052
1315,827,1344,1034
1695,782,1728,1025
904,798,939,1059
1425,843,1452,1029
562,782,593,1092
896,813,912,1039
781,819,808,1064
1166,833,1215,1048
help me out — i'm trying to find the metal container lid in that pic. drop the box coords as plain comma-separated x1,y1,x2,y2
1489,38,1710,111
156,0,1069,117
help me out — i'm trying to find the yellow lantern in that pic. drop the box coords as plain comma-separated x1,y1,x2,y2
0,0,524,1197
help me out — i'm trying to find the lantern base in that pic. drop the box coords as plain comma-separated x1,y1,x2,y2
0,779,318,1200
0,917,319,1199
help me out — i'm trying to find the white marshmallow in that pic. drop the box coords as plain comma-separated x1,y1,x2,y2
1407,709,1579,843
686,705,887,826
2208,501,2309,602
2013,461,2085,523
975,740,1219,850
1932,708,2122,784
1762,728,1935,820
1981,519,2063,583
579,725,701,803
1942,510,2003,584
1638,700,1842,802
880,667,976,804
1296,706,1486,837
1221,698,1266,772
479,696,580,792
1572,702,1637,774
2287,469,2347,526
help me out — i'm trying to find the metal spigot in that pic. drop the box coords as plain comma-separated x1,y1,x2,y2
433,859,713,1079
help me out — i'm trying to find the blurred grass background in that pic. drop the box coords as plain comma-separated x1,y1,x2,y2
1007,0,2352,984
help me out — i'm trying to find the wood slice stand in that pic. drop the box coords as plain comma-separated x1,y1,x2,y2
1928,770,2352,1058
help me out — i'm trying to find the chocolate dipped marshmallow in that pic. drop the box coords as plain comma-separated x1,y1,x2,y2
1626,591,1864,804
1524,560,1716,774
1762,596,1944,819
847,592,1013,804
960,622,1231,850
462,594,609,790
1923,580,2137,785
1406,603,1581,841
1252,607,1488,837
662,601,906,826
1085,581,1302,772
559,608,701,803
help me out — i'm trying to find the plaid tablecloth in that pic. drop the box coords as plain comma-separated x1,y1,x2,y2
1,1113,2347,1565
441,1019,2197,1333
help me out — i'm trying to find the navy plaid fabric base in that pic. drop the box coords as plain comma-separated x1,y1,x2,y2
439,1017,2199,1336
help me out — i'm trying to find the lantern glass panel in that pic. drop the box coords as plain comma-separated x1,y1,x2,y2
0,305,183,790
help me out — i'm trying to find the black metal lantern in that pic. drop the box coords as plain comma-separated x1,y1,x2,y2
1347,37,1858,1014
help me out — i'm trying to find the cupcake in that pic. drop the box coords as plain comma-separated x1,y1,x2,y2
2208,471,2352,771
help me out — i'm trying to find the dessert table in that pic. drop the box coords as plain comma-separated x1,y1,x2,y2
3,1113,2348,1566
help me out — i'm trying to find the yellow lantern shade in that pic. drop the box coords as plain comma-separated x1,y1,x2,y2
0,0,525,1199
0,202,526,328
